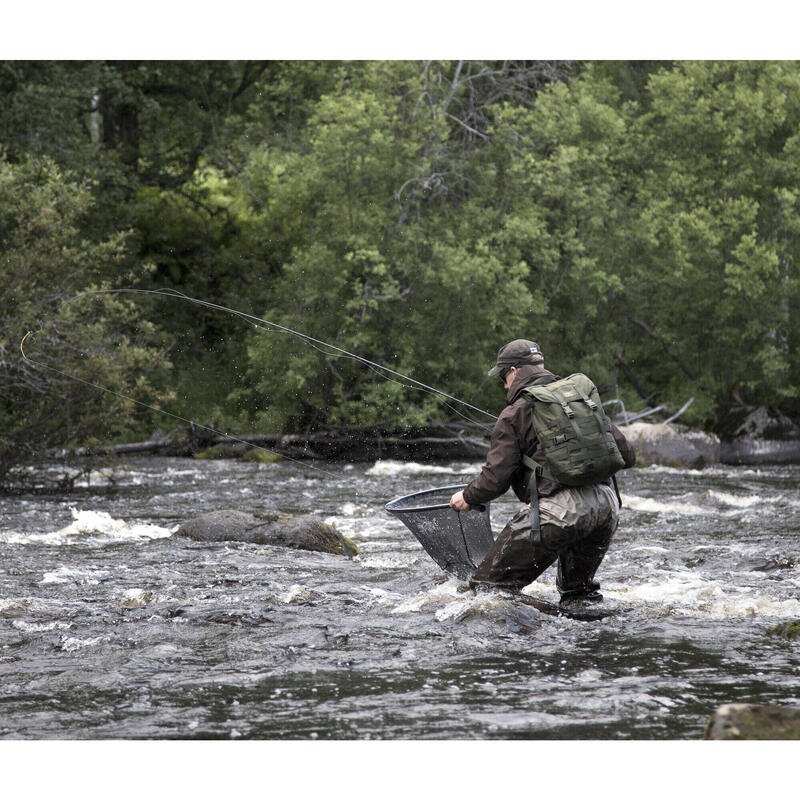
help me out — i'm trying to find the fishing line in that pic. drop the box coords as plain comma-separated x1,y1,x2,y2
19,331,343,481
79,287,499,425
21,287,499,485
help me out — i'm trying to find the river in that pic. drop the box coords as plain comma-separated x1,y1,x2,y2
1,456,799,740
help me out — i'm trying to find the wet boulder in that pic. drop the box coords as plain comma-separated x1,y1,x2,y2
703,704,800,739
175,510,359,557
619,422,719,469
719,406,800,465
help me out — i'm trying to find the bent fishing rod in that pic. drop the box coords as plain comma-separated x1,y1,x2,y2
56,287,499,425
19,330,347,480
20,287,497,477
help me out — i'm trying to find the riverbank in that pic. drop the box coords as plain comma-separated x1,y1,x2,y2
54,404,800,468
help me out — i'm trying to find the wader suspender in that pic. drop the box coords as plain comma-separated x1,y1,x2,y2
516,375,560,548
522,453,545,546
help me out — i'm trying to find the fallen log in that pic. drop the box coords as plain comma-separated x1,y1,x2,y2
53,424,492,461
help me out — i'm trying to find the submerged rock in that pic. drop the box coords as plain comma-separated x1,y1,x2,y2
619,422,719,468
175,510,359,557
195,443,247,459
766,620,800,640
703,704,800,739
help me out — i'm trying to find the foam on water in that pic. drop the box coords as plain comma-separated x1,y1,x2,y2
387,565,800,623
0,508,176,546
360,554,417,570
41,566,110,585
280,584,326,604
366,459,479,476
391,579,464,614
621,494,711,516
706,491,762,508
605,574,800,619
60,635,106,652
11,620,72,632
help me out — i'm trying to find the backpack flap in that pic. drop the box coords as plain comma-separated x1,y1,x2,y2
522,373,625,486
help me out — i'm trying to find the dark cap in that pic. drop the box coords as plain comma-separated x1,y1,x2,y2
487,339,544,376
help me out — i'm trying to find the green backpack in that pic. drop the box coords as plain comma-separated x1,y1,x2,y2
519,373,625,486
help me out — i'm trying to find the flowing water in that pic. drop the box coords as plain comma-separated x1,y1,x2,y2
1,456,799,740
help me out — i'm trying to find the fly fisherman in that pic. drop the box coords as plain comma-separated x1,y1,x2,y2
450,339,636,607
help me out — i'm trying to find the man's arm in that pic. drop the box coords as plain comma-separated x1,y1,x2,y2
454,409,522,508
609,420,636,468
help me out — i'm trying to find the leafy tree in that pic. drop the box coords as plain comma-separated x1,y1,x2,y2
622,61,800,423
0,157,167,486
242,63,572,432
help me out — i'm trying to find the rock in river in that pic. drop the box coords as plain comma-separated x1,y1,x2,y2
175,510,359,557
719,406,800,465
619,422,719,469
703,704,800,739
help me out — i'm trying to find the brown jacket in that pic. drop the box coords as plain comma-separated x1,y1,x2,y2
462,364,636,507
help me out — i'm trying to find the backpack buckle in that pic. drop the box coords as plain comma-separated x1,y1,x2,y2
560,401,574,418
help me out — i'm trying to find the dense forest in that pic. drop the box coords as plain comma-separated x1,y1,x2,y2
2,60,799,481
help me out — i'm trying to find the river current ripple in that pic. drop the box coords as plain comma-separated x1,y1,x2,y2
1,457,799,740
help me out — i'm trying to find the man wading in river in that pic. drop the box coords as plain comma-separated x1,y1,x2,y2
450,339,636,608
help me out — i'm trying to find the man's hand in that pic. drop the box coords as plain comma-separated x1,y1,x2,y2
449,490,470,512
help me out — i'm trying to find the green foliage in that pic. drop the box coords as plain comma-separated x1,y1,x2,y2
2,59,800,465
0,156,167,482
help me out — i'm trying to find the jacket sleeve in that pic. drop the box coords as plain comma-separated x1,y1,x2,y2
462,410,522,506
609,420,636,468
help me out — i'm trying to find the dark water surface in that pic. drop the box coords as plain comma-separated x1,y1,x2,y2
1,457,799,739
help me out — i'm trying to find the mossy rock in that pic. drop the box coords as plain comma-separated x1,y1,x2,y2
175,509,359,557
766,620,800,639
703,704,800,739
196,443,242,459
241,448,281,463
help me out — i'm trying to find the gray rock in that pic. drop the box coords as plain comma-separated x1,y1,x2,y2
619,422,718,468
675,426,721,465
175,510,359,557
703,703,800,740
720,406,800,464
733,406,800,439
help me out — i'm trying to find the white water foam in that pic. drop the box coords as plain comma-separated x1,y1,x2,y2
11,620,72,632
0,508,176,546
621,494,710,516
366,460,479,476
41,566,110,585
605,575,800,619
623,490,781,517
391,579,464,614
280,584,326,604
390,569,800,622
60,635,106,652
705,491,766,508
359,552,417,569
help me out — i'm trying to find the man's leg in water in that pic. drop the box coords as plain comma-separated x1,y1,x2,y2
556,519,617,602
469,505,558,591
469,484,618,595
556,484,619,603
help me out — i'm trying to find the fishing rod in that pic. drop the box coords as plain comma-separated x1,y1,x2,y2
19,287,497,480
19,330,343,480
69,287,500,425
